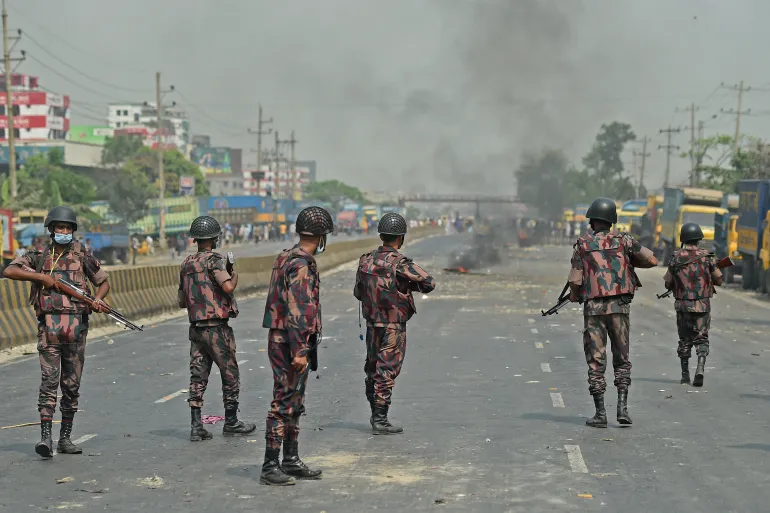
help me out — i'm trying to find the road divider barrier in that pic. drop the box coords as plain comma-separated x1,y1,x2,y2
0,226,440,350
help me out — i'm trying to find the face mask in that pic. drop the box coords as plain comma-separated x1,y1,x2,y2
212,238,219,250
54,233,73,245
315,235,327,255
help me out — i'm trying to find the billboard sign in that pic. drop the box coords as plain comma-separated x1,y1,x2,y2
69,125,114,145
191,146,232,174
0,144,58,164
179,175,195,196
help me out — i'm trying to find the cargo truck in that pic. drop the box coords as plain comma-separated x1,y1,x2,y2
736,180,770,291
714,194,741,283
658,187,725,265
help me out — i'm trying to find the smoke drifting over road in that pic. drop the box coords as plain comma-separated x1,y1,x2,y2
27,0,768,192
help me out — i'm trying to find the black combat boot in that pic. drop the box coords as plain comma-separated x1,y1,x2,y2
585,394,607,428
372,406,403,435
222,404,257,437
680,359,691,385
365,383,375,428
260,447,296,486
35,418,53,458
617,389,632,425
189,407,213,442
57,414,83,454
693,356,706,387
281,440,322,480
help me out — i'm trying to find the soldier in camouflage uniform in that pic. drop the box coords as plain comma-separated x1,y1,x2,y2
178,216,256,442
354,213,435,435
568,198,657,428
260,206,334,486
663,223,723,387
3,206,111,458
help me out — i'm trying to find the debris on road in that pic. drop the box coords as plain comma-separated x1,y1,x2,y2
201,415,225,424
56,476,74,484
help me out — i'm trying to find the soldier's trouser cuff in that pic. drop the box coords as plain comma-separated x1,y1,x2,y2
188,399,203,408
38,406,56,417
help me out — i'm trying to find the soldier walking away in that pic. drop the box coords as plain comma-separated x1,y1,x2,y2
663,223,723,387
354,213,435,435
2,206,111,458
567,198,657,428
178,216,256,442
260,206,333,486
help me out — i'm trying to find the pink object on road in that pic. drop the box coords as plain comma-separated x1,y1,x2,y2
201,415,226,425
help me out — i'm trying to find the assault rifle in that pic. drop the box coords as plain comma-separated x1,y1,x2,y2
542,282,579,316
657,255,735,299
24,264,144,331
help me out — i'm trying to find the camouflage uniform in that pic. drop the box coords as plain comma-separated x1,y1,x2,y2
663,246,721,359
178,250,240,409
10,243,108,419
262,246,321,450
354,246,435,409
568,231,654,396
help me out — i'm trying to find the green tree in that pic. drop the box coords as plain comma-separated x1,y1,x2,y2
304,180,366,210
101,135,145,167
582,122,637,197
515,148,572,219
108,160,155,223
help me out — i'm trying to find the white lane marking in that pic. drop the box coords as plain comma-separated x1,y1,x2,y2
541,363,552,373
327,315,339,322
531,328,539,334
53,434,97,455
72,434,97,445
346,306,357,312
528,318,535,324
155,389,188,403
565,445,589,473
550,393,565,408
535,342,544,349
237,359,249,364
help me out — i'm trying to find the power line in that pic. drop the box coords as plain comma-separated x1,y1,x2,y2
22,31,151,93
174,89,246,135
7,3,151,74
23,51,124,101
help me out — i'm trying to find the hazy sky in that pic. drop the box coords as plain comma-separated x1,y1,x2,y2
12,0,770,194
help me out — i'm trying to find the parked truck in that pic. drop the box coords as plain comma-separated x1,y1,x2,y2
714,193,741,283
736,180,770,291
80,223,130,265
658,187,725,264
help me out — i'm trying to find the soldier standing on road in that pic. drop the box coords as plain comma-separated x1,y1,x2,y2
260,206,333,486
663,223,723,387
354,213,435,435
2,206,111,458
567,198,658,428
178,216,256,442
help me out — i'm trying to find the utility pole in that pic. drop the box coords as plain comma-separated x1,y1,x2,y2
633,136,651,195
271,131,282,238
155,72,166,248
288,130,298,201
720,81,752,153
659,126,681,188
689,103,698,185
2,1,24,199
247,103,272,179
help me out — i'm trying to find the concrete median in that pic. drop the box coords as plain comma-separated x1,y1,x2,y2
0,226,440,350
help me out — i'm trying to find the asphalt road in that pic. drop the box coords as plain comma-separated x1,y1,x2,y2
1,234,769,512
102,232,369,270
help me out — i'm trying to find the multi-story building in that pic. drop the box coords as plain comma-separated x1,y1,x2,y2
0,73,70,142
107,102,189,152
242,160,317,199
